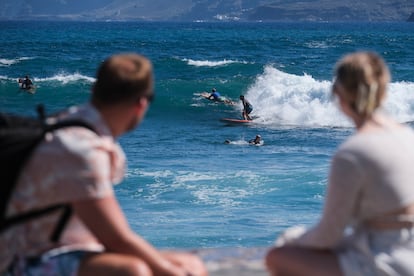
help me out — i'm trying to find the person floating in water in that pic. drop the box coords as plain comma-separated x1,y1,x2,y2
239,95,253,120
249,134,262,145
18,75,34,90
224,135,262,145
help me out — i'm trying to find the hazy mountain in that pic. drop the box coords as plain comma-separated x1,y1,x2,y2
1,0,413,22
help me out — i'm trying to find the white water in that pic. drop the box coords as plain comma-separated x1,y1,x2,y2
243,66,414,127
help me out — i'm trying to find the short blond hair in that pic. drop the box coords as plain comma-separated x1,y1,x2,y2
334,52,390,118
92,53,153,105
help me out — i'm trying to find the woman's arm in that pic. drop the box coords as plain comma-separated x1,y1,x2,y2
278,152,363,248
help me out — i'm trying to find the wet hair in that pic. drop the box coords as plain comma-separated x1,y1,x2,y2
92,53,153,105
333,51,390,118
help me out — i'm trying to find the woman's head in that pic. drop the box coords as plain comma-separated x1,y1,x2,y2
332,52,390,118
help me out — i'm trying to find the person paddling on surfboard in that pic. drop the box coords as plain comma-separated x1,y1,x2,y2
240,95,253,120
19,75,34,90
208,88,234,105
208,88,221,101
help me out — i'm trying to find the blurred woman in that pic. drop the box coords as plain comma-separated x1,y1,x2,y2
266,52,414,276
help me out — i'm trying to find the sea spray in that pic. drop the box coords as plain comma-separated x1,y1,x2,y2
242,66,414,127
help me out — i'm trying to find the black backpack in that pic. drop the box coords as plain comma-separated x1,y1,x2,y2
0,105,96,242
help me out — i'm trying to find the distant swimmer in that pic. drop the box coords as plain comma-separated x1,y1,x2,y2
249,134,262,145
224,135,263,146
18,75,35,92
239,95,253,120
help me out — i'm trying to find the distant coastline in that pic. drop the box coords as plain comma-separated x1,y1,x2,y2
1,0,413,22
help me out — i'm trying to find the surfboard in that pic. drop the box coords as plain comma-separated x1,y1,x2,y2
220,118,252,124
200,92,211,99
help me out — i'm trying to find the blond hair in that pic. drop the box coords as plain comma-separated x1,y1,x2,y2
334,52,390,118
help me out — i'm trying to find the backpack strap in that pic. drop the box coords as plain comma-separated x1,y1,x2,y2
0,203,71,243
0,204,66,231
50,205,72,242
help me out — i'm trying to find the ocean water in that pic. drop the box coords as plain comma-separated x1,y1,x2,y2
1,21,414,250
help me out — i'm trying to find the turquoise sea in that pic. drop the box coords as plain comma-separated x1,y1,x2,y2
1,21,414,250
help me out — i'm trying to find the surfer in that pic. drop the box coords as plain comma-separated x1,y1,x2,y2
18,76,34,90
207,88,234,105
208,88,221,101
240,95,253,120
249,134,262,145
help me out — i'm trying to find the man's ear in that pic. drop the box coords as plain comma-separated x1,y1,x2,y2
134,97,149,115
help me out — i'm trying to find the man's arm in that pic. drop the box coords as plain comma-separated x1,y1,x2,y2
72,196,186,275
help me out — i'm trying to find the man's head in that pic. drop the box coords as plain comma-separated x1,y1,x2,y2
91,53,154,135
92,53,153,107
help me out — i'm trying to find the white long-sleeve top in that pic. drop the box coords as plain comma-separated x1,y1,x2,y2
278,125,414,248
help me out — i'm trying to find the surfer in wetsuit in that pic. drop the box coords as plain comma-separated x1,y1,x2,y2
240,95,253,120
19,76,34,90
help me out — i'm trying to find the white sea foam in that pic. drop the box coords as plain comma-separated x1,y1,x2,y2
128,169,274,207
184,58,248,67
225,140,249,145
0,57,33,67
171,171,266,207
242,65,414,127
304,41,330,49
35,73,95,84
0,72,95,84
